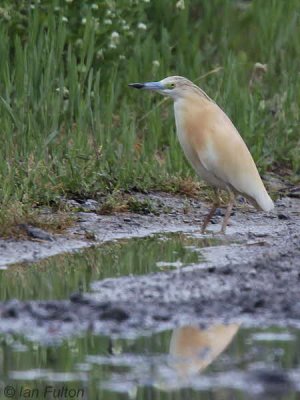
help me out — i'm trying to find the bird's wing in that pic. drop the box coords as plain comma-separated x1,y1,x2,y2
190,103,273,210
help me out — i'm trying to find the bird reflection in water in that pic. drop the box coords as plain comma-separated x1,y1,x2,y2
169,323,239,378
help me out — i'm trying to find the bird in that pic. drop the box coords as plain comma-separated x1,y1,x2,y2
169,324,239,377
128,76,274,233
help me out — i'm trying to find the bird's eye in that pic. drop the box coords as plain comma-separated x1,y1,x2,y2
165,82,175,89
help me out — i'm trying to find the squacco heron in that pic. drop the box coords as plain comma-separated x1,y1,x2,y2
129,76,274,233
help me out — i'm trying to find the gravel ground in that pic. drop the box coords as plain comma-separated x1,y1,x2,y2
0,190,299,340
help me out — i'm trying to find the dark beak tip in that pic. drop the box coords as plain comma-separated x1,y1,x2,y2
128,83,144,89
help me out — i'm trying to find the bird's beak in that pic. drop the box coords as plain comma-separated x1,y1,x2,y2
128,81,164,91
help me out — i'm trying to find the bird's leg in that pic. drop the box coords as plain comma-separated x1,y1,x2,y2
220,191,235,234
201,189,220,234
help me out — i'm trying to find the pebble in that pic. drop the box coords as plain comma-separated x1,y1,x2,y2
277,213,290,220
18,224,53,241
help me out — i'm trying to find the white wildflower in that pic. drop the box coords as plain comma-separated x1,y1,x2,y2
96,49,104,59
254,62,268,73
137,22,147,30
30,4,35,9
259,100,266,111
65,0,74,3
81,17,87,25
109,31,120,48
93,17,99,29
119,55,126,60
176,0,185,10
75,38,83,47
152,60,160,68
111,31,120,40
91,3,98,10
56,87,69,98
104,19,112,25
0,7,10,19
62,16,68,22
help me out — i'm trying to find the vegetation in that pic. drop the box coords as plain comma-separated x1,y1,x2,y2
0,0,299,232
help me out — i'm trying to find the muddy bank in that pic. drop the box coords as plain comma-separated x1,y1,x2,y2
1,193,205,267
0,233,299,340
0,192,297,267
0,193,299,339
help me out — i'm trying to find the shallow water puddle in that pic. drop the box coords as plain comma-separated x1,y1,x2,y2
1,325,300,399
0,233,222,301
0,230,299,398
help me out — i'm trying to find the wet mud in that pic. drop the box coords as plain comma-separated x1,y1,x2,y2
0,192,299,340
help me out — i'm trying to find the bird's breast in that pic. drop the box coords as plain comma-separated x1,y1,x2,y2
174,97,210,158
173,99,225,188
174,102,195,160
174,103,201,171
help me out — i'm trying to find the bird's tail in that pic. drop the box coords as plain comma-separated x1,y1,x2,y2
256,189,274,212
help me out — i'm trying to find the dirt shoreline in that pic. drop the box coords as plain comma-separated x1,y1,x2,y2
0,192,299,340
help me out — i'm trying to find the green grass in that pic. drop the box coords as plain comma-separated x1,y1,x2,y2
0,0,299,232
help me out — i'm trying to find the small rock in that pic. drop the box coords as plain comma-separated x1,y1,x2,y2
277,213,290,220
288,186,300,199
2,306,18,318
70,292,90,305
1,300,20,318
221,266,233,275
208,266,216,273
83,199,99,212
85,231,96,241
254,298,265,308
215,208,224,216
18,224,53,241
153,313,170,321
251,232,268,238
62,313,75,322
100,307,129,322
242,283,252,291
94,302,111,312
251,368,292,387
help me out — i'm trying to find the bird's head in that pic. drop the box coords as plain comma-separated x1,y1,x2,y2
129,76,212,102
128,76,204,101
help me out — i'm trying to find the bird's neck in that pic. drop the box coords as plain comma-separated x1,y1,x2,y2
174,93,212,115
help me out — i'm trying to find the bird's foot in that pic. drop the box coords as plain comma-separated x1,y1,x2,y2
199,227,216,235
